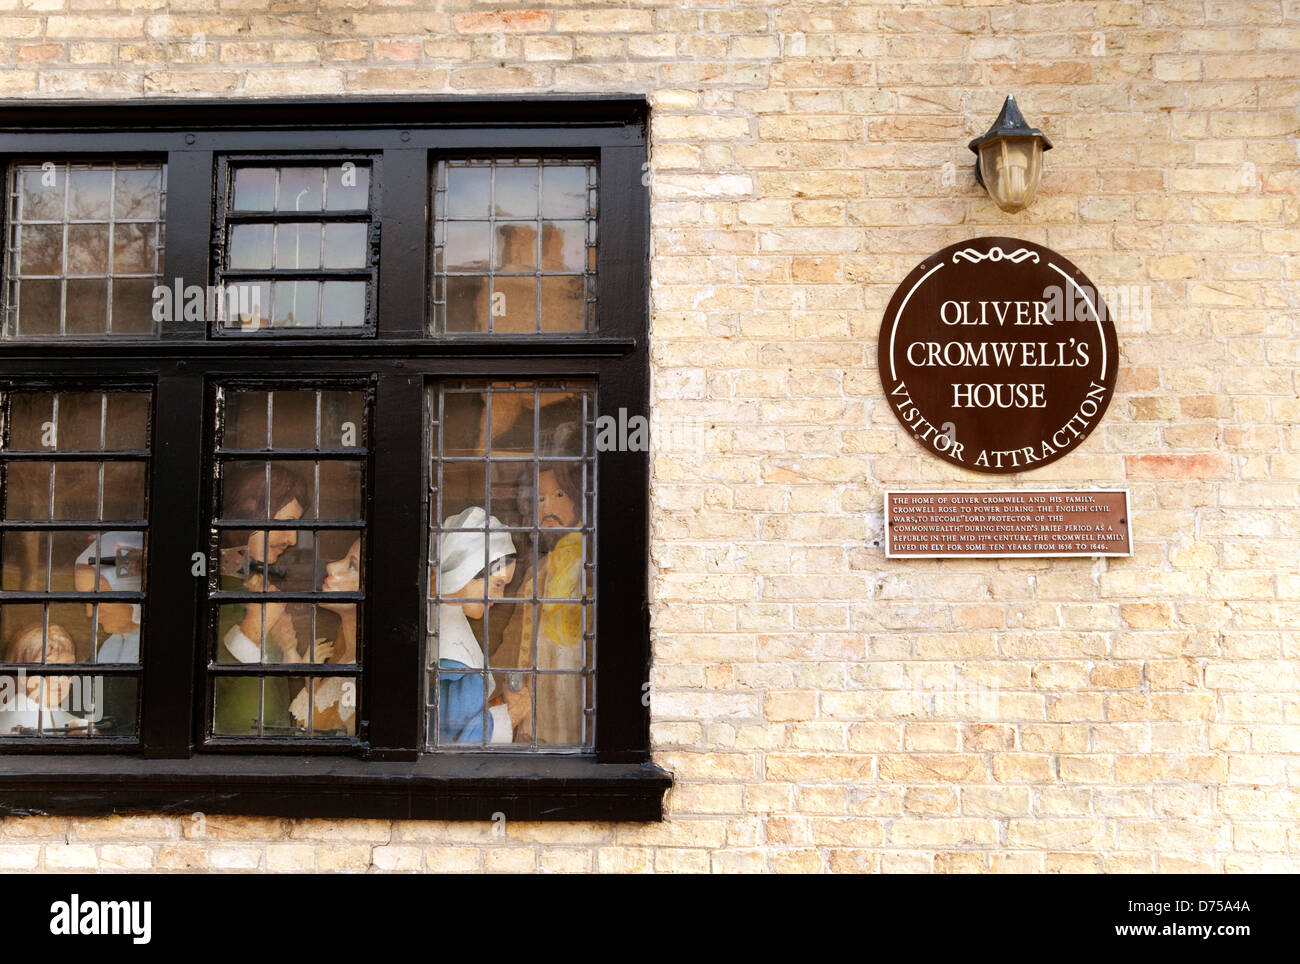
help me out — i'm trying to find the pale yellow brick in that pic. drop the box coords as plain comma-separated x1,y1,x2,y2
73,815,175,840
0,845,41,870
187,815,284,841
903,788,959,814
98,845,154,871
45,844,99,871
483,848,536,873
209,847,261,870
772,849,824,873
425,847,482,873
653,848,710,873
892,819,996,847
318,845,371,872
596,847,651,873
371,845,423,872
537,849,592,874
288,819,389,843
267,844,316,872
156,845,207,870
2,817,69,839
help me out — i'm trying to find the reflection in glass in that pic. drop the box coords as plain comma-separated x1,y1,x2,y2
232,168,275,211
541,222,586,272
493,165,538,218
272,281,320,327
540,275,585,333
444,165,490,218
325,165,370,210
67,169,112,220
19,170,63,220
443,277,488,333
444,222,489,272
276,223,322,270
494,222,537,272
541,165,588,218
322,223,366,269
111,280,158,335
114,169,161,219
112,224,157,274
320,282,366,328
14,282,60,336
229,224,273,270
64,280,109,336
491,277,536,334
278,167,323,212
66,224,109,275
19,225,63,275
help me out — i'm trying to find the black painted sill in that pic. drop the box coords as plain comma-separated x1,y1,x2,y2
0,755,672,822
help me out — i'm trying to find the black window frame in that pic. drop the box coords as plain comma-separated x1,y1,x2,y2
0,98,667,821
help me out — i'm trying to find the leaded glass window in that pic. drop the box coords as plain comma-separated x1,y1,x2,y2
432,157,597,334
427,381,596,750
5,161,166,338
0,389,151,738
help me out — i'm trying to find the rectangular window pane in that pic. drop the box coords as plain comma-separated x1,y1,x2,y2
0,389,151,740
432,158,597,334
217,160,376,334
427,380,595,751
5,162,166,339
208,386,367,742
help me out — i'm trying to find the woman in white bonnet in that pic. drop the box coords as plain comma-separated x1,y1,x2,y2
434,506,531,744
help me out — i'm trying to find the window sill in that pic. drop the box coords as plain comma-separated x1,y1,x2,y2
0,755,672,822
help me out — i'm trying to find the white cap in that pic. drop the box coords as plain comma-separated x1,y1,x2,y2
438,507,515,595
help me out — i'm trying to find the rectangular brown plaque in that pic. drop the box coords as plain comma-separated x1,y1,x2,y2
885,489,1132,558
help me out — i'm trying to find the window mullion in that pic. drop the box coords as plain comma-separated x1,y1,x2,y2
159,150,213,341
375,147,429,339
594,144,648,343
364,367,425,759
139,371,206,758
592,354,651,763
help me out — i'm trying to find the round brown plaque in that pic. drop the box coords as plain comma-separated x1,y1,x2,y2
877,236,1119,473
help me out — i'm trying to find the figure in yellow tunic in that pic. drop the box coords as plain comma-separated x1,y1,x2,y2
513,464,591,746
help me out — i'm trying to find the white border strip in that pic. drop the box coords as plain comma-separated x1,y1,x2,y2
887,261,944,382
1048,262,1107,381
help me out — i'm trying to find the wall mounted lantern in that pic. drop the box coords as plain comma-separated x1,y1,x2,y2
969,94,1052,213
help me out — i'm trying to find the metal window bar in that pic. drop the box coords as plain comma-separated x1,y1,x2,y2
431,157,598,335
427,380,596,752
215,161,377,333
0,389,151,740
5,162,166,339
206,386,367,743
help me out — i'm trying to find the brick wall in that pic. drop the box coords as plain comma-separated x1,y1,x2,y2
2,0,1298,873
